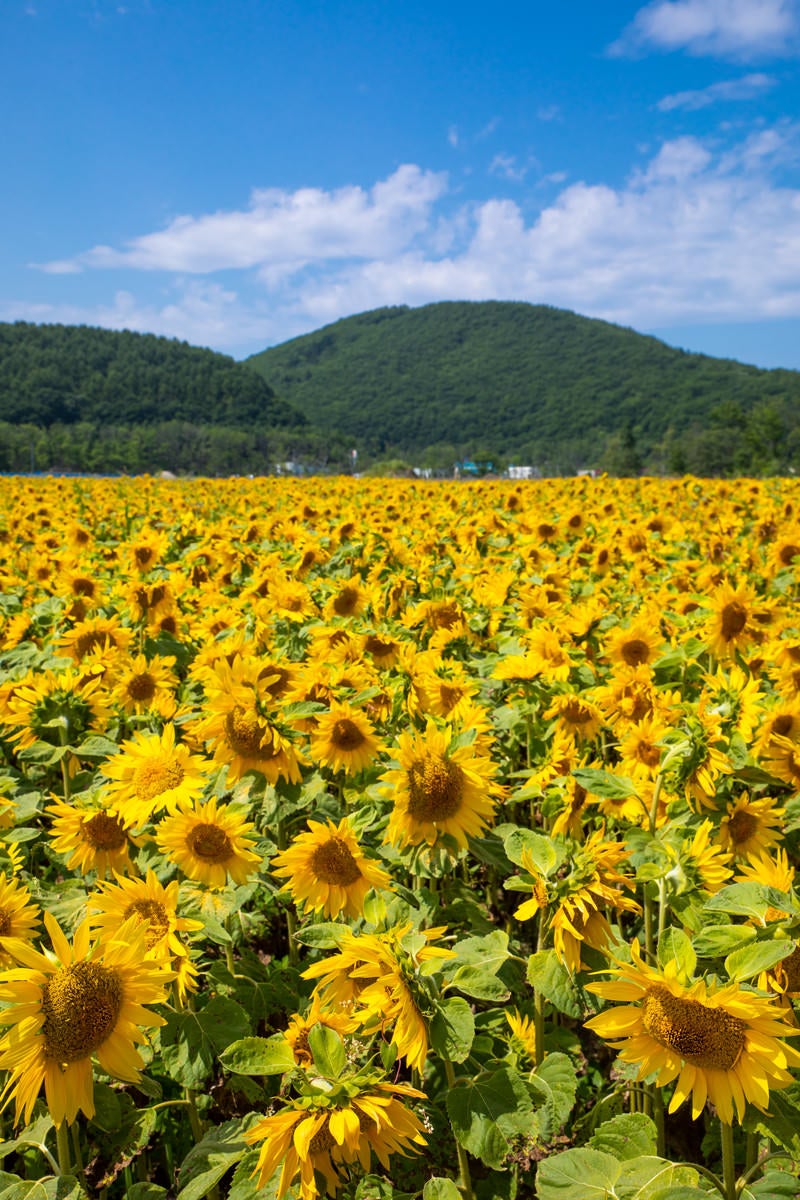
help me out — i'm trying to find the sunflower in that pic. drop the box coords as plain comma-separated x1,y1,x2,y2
128,527,169,574
506,1010,538,1063
381,719,502,854
585,941,800,1124
59,615,132,664
102,724,213,828
88,869,202,988
155,797,261,889
190,658,305,785
0,912,172,1127
705,580,756,660
309,702,385,776
283,997,359,1067
47,795,140,878
544,692,604,743
0,874,41,967
108,652,178,719
717,793,784,862
271,817,392,919
758,733,800,789
681,820,733,894
303,923,453,1072
244,1080,426,1200
4,667,109,752
603,618,663,671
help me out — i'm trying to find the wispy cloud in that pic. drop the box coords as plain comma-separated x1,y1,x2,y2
488,154,533,182
611,0,799,59
34,166,447,275
658,71,776,108
14,123,800,351
447,125,459,148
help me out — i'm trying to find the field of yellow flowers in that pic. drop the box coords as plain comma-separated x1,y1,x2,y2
1,473,800,1200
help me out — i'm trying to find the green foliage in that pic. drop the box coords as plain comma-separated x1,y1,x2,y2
247,300,800,472
0,322,301,430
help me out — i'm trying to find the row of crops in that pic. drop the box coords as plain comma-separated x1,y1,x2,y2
0,474,799,1200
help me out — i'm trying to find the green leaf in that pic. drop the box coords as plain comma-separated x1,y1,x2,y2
126,1188,168,1200
430,997,475,1064
536,1147,621,1199
446,1068,533,1169
423,1181,461,1200
196,997,250,1051
705,883,796,921
227,1149,276,1200
219,1035,296,1076
526,949,589,1018
355,1177,395,1200
657,929,696,980
743,1169,800,1199
744,1082,800,1155
0,1114,54,1161
724,938,794,982
572,768,639,800
292,922,350,948
89,1082,122,1132
159,1010,214,1089
693,924,755,957
588,1114,657,1162
500,826,560,873
528,1053,578,1140
615,1157,701,1199
177,1116,260,1200
0,1181,87,1200
75,735,120,759
308,1024,346,1078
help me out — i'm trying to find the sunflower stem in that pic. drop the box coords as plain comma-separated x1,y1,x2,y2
651,1085,665,1157
69,1120,87,1188
720,1120,736,1200
744,1130,759,1175
55,1121,72,1176
444,1059,475,1200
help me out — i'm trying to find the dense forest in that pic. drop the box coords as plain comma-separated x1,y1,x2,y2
248,302,800,474
0,322,303,430
3,309,800,475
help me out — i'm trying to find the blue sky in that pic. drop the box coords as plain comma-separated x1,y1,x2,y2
2,0,800,368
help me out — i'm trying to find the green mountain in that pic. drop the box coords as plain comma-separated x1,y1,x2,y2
0,322,303,429
247,302,800,472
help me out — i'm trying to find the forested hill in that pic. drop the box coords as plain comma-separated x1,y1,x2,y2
0,322,304,429
247,302,800,470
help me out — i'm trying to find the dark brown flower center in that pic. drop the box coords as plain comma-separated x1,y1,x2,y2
331,719,367,751
187,822,233,862
42,962,123,1062
127,672,157,702
310,837,362,886
642,984,745,1070
333,587,360,616
720,602,747,641
621,639,651,667
124,898,170,947
727,809,758,846
407,754,464,821
82,812,128,851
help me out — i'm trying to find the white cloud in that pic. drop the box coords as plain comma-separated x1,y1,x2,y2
448,125,459,148
36,165,447,275
536,104,561,122
488,154,532,182
657,71,776,108
13,123,800,352
611,0,799,58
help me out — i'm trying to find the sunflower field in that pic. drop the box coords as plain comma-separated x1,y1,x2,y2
2,473,800,1200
